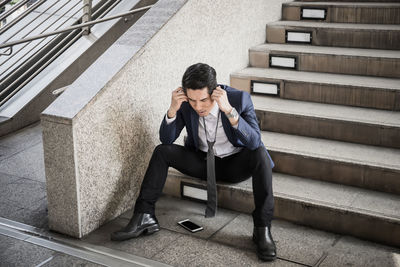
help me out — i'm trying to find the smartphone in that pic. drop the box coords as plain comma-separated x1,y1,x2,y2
177,219,203,233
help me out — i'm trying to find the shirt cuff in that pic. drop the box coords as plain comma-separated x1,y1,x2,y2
165,113,176,124
232,123,239,129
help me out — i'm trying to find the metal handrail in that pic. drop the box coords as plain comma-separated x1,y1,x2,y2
0,3,84,77
0,0,61,58
0,0,29,21
0,1,80,67
0,4,153,52
0,46,12,56
0,1,155,108
96,0,122,20
0,31,82,106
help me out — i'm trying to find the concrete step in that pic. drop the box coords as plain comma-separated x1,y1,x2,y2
266,21,400,50
163,169,400,247
297,0,400,2
252,95,400,148
282,2,400,24
262,131,400,195
230,67,400,111
249,43,400,78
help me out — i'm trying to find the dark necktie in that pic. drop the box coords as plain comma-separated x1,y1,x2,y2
203,111,220,218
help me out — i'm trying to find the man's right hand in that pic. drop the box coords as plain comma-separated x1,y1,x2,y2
167,87,188,118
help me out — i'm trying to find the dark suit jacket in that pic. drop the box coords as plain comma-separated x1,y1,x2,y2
159,84,274,168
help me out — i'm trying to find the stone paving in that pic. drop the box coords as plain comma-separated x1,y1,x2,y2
0,123,48,230
0,122,399,266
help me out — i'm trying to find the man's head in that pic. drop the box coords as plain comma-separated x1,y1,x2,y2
182,63,217,117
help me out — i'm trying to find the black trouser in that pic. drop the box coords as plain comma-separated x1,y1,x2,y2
134,144,274,227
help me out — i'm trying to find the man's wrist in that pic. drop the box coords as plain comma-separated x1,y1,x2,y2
224,106,233,115
167,109,176,119
226,107,238,119
226,107,239,126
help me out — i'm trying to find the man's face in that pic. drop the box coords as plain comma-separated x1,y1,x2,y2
186,87,215,117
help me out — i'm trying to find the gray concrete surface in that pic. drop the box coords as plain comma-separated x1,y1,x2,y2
266,21,400,50
231,67,400,111
252,95,400,126
231,67,400,90
284,2,400,7
249,43,400,78
253,95,400,148
1,122,400,266
82,195,400,267
282,2,400,24
262,132,400,195
262,131,400,170
250,43,400,58
0,234,104,267
270,20,400,30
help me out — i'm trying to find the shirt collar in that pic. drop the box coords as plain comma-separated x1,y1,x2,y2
209,101,219,118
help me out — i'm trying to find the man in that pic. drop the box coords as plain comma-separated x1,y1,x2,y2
111,63,276,261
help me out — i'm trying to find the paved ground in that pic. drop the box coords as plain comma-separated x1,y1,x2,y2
0,122,399,266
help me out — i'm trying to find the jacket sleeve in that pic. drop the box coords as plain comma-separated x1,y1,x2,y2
233,91,262,150
159,109,185,144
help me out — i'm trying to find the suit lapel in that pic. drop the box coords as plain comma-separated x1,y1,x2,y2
221,113,235,144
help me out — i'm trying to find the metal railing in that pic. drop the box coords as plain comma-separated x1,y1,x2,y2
0,5,153,51
0,0,154,108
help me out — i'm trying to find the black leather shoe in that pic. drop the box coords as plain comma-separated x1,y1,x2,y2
253,226,277,261
111,213,160,241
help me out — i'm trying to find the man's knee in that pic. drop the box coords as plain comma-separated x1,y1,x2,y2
154,144,174,154
251,146,266,159
153,144,182,162
251,146,271,169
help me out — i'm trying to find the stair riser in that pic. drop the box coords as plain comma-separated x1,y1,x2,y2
270,151,400,195
249,50,400,78
297,0,400,2
163,175,400,247
230,76,400,111
266,26,400,50
163,175,255,214
283,6,400,24
276,197,400,248
256,110,400,148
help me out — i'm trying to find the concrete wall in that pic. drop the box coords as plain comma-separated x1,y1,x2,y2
41,0,289,237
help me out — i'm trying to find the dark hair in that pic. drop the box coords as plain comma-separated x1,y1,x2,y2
182,63,217,95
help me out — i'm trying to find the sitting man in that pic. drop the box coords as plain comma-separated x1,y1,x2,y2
111,63,276,261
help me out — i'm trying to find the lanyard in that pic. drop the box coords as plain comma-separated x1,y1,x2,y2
203,111,220,144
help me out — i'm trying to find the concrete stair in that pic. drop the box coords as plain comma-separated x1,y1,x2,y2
282,2,400,24
266,21,400,50
298,0,400,2
252,95,400,148
249,44,400,78
164,0,400,248
230,67,400,110
262,131,400,195
163,169,400,247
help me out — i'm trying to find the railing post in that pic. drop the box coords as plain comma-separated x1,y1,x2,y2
82,0,92,35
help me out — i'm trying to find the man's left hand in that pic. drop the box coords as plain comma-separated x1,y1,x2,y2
211,86,233,114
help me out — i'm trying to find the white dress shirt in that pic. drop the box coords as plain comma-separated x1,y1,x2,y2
165,102,242,158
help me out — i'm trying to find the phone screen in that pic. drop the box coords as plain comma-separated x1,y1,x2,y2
178,219,203,232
